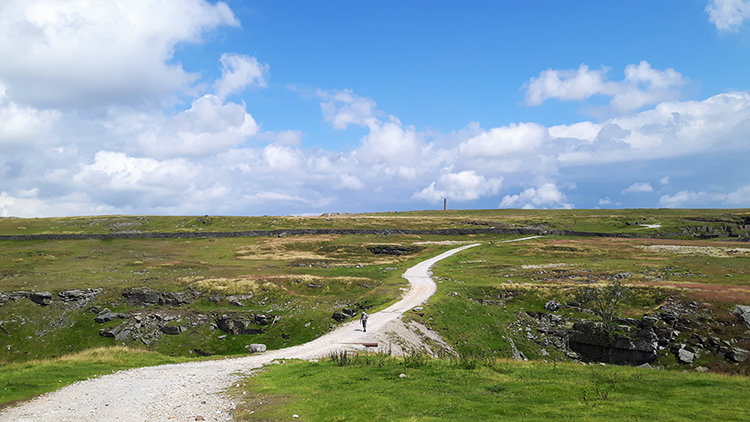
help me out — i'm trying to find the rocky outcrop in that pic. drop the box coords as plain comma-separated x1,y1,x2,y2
332,308,357,322
734,305,750,330
122,287,200,307
216,314,271,335
566,320,661,365
29,292,54,306
58,288,103,308
93,308,130,323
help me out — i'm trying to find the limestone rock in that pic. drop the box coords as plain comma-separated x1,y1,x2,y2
246,344,266,353
29,291,53,306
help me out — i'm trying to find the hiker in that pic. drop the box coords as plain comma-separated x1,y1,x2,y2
360,311,368,332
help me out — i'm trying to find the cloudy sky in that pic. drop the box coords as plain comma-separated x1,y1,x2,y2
1,0,750,217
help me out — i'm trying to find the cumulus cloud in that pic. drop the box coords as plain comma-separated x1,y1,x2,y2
499,183,574,209
0,0,238,108
214,54,268,100
524,61,685,113
706,0,750,31
458,123,548,158
412,171,502,202
622,182,654,194
318,89,377,129
137,95,260,158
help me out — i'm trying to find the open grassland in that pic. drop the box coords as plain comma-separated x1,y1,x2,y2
0,209,749,410
232,356,750,422
412,236,750,373
2,208,749,237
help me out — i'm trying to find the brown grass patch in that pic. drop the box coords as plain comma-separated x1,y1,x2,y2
639,281,750,303
234,235,340,261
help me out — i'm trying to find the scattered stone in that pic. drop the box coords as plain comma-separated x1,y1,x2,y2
676,348,696,364
725,347,749,363
695,366,710,372
29,292,53,306
544,298,560,312
160,325,185,335
216,315,265,335
246,344,266,353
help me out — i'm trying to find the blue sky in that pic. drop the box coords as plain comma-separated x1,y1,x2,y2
1,0,749,217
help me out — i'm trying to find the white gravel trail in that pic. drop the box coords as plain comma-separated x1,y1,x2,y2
0,243,480,422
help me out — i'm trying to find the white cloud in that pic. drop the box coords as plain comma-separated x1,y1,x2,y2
659,190,716,207
214,54,268,100
0,85,60,149
524,61,685,113
358,116,423,165
318,89,377,129
706,0,750,31
73,151,197,191
0,0,238,108
136,94,259,158
659,185,750,207
598,197,612,205
458,122,548,158
622,182,654,194
549,121,601,141
725,185,750,204
660,176,670,185
499,183,574,209
412,171,502,202
338,174,365,190
262,144,301,171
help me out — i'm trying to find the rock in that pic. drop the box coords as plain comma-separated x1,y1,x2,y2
246,344,266,353
115,329,131,341
58,288,102,307
725,347,749,363
614,272,632,279
216,315,264,335
676,348,696,364
639,316,659,328
544,298,561,312
695,366,710,372
734,305,750,329
122,287,197,307
122,287,162,305
94,311,129,323
568,321,659,365
331,311,348,322
160,325,185,335
8,291,31,301
29,291,54,306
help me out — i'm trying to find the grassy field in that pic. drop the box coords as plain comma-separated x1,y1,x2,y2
0,209,749,412
231,355,750,421
2,208,749,236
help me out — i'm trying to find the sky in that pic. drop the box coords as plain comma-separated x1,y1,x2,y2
1,0,750,217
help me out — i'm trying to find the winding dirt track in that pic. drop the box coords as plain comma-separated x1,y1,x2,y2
0,243,481,422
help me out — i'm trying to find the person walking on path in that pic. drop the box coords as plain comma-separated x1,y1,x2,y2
360,311,368,332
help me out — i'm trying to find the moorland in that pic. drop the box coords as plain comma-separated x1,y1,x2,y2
1,209,749,420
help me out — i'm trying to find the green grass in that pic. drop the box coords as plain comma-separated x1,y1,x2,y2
233,356,750,421
0,346,188,408
3,209,750,237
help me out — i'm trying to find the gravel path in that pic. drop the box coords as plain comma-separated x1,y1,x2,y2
0,243,480,422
